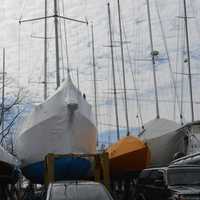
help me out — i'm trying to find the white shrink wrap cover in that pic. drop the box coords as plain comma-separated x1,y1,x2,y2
15,76,97,166
139,118,186,167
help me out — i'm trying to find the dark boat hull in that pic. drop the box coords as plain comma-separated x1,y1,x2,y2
22,156,91,184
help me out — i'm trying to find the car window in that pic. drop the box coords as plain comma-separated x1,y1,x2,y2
168,168,200,186
149,170,164,185
50,183,112,200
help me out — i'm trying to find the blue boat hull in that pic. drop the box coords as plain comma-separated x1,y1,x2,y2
22,157,91,184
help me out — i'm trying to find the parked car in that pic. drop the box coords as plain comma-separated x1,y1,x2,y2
46,181,114,200
134,165,200,200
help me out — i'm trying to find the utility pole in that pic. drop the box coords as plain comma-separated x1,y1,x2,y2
44,0,48,100
146,0,160,119
54,0,60,88
183,0,194,122
117,0,130,135
91,24,98,132
107,3,120,140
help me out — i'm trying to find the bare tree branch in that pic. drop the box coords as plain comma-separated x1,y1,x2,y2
0,111,22,144
0,74,28,147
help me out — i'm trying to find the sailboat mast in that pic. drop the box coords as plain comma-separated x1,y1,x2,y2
54,0,60,88
108,3,120,140
117,0,130,135
44,0,48,100
20,1,88,89
183,0,194,122
91,24,98,130
146,0,160,119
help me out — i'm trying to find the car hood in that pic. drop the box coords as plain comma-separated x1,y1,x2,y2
169,185,200,195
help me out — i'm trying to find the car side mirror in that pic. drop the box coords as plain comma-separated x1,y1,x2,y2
154,179,165,187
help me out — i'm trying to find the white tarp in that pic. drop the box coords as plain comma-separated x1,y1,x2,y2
139,118,186,166
177,121,200,154
140,118,180,140
15,76,97,166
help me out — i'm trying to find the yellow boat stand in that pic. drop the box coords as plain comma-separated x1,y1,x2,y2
44,152,111,191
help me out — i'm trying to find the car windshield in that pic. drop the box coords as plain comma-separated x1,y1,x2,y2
168,168,200,186
49,183,112,200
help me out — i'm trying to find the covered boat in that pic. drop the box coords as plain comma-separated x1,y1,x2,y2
0,145,20,184
107,136,150,176
15,76,97,184
176,120,200,155
139,118,186,167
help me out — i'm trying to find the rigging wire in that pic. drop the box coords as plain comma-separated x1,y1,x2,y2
114,49,124,121
179,0,186,125
106,3,120,142
19,0,28,21
183,0,194,122
18,0,29,88
106,36,112,147
154,0,182,121
99,37,110,138
17,25,22,88
117,0,130,135
107,2,120,140
61,0,70,74
121,16,144,129
175,0,185,123
58,1,65,81
47,20,55,96
189,0,200,119
110,1,127,131
136,2,148,127
177,0,194,123
175,14,181,120
134,7,143,131
86,25,92,93
180,43,186,125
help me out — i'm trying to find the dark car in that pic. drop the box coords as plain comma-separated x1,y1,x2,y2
46,181,114,200
134,165,200,200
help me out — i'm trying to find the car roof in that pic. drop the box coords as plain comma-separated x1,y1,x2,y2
51,181,101,186
168,164,200,169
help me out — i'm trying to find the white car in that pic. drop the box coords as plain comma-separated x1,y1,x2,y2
46,181,114,200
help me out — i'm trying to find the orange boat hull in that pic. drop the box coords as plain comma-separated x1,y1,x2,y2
107,136,150,175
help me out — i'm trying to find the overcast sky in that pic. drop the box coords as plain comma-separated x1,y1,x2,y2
1,0,200,135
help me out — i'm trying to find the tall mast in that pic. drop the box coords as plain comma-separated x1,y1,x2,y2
91,24,98,131
54,0,60,88
117,0,130,135
108,3,120,140
19,0,88,90
183,0,194,121
44,0,48,99
146,0,160,119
